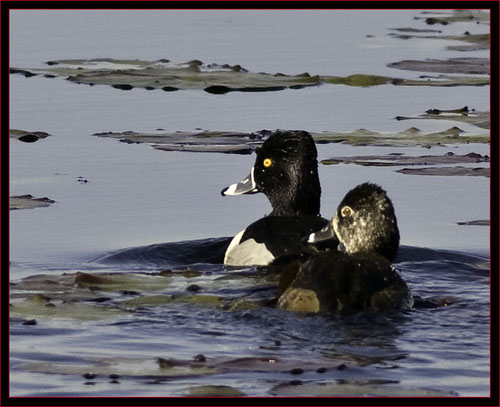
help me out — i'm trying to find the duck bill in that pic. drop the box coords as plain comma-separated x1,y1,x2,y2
306,222,336,243
221,167,259,196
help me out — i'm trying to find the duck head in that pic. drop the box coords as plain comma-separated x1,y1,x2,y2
308,183,400,261
221,130,321,217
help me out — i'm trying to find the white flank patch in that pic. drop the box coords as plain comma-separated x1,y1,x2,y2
224,230,274,266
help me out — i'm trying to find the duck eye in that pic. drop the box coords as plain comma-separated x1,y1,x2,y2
263,158,273,168
341,206,352,218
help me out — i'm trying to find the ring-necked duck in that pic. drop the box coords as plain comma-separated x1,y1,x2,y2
278,183,413,313
221,130,337,266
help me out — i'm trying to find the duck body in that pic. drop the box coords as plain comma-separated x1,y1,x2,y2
278,251,412,313
223,215,330,266
278,183,413,314
222,130,337,266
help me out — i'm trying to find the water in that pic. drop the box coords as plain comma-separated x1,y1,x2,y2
9,9,490,398
10,241,490,397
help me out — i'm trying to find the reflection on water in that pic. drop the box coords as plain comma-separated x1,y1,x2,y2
10,239,490,397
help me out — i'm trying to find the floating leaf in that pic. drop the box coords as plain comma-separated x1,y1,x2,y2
93,130,261,154
395,106,490,129
21,356,217,379
21,355,354,386
10,295,128,321
312,127,489,147
456,220,490,226
10,129,51,143
93,125,489,154
321,74,392,87
391,75,489,87
389,31,490,52
11,59,320,93
415,10,490,25
321,152,489,166
10,57,490,92
186,385,245,397
73,271,172,293
388,57,489,75
10,194,55,210
396,166,489,177
270,379,457,397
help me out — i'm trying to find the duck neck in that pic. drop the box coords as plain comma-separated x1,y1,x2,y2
269,165,321,217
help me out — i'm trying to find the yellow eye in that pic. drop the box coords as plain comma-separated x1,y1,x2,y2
263,158,273,168
341,206,352,218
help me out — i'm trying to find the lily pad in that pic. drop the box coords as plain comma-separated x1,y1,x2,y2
321,152,489,178
321,152,489,166
10,294,128,321
10,194,55,210
73,271,174,293
94,126,489,154
186,385,246,397
312,127,489,147
93,129,264,154
10,57,490,91
10,59,321,93
21,356,217,380
391,75,489,87
270,379,457,397
19,353,351,388
388,57,489,75
389,31,490,52
456,220,490,226
415,10,490,25
10,267,275,321
10,129,51,143
10,271,175,320
396,166,489,177
395,106,490,130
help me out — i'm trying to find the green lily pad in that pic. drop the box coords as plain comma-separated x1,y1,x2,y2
10,194,55,210
11,57,490,91
10,268,270,321
10,271,175,320
321,74,393,87
10,294,128,321
11,59,321,93
119,294,175,307
73,271,172,293
10,129,51,143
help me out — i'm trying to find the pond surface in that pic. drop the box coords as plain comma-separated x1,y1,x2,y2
9,9,490,398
